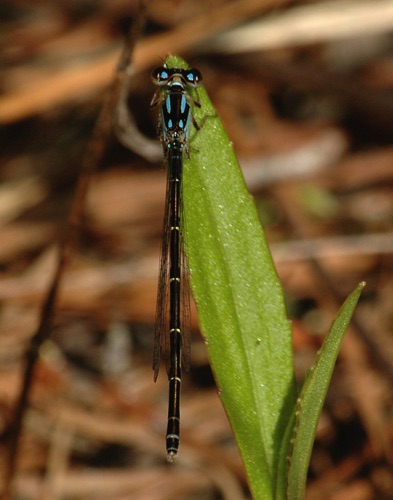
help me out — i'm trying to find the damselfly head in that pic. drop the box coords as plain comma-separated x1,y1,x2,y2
151,67,202,88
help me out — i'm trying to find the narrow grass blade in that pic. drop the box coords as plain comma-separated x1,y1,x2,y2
286,282,366,499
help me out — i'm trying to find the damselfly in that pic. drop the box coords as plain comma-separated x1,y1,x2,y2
151,65,202,461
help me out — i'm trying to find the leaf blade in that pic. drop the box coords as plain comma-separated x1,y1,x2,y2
165,55,297,497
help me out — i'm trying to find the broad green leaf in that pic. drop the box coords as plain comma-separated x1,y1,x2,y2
165,55,297,498
286,282,366,499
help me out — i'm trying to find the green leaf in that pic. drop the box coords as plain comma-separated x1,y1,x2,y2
286,282,366,500
165,56,297,498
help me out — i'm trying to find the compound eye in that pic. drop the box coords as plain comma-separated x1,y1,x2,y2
151,67,170,85
185,68,202,86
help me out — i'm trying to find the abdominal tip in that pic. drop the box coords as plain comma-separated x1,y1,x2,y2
166,450,178,463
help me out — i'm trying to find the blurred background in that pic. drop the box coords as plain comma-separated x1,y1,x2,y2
1,0,393,498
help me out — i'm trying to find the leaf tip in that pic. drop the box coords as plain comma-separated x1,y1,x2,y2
358,281,366,291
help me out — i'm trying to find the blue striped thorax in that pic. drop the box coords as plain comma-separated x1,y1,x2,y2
151,67,202,157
